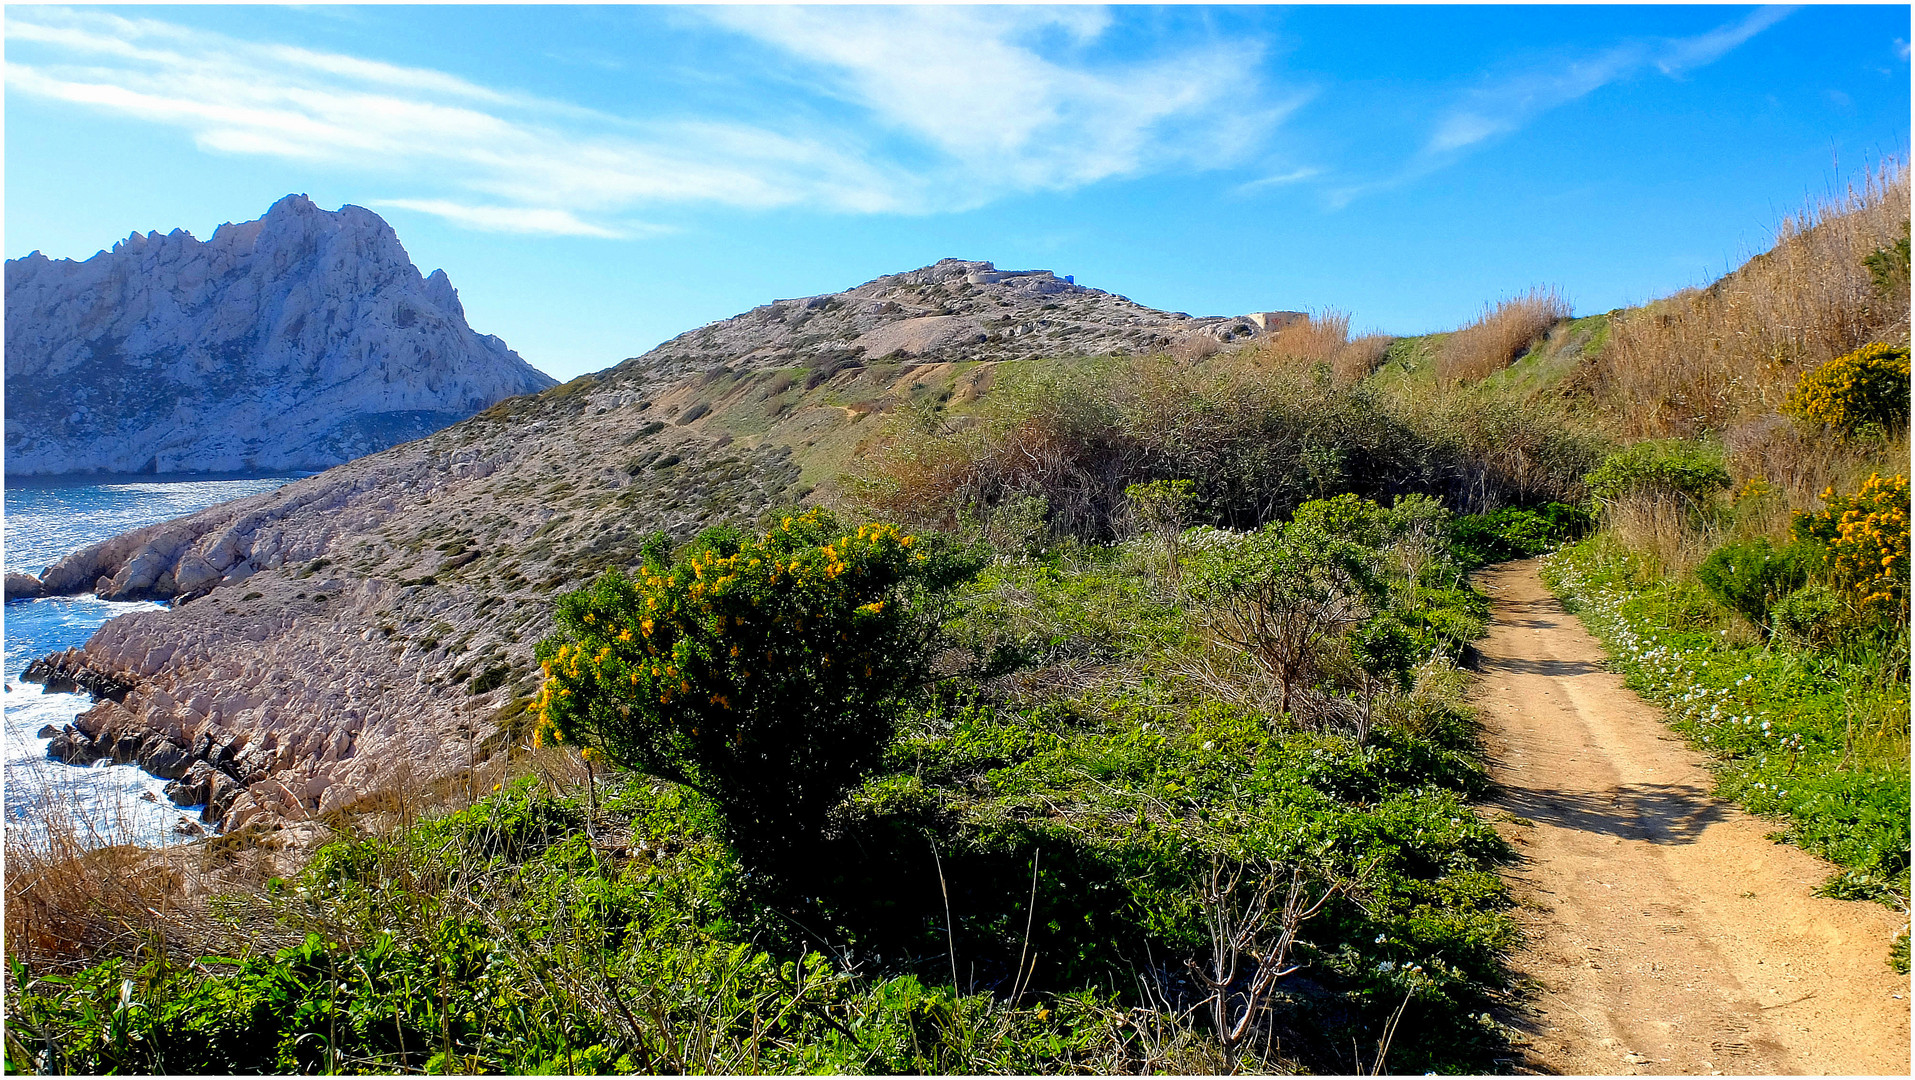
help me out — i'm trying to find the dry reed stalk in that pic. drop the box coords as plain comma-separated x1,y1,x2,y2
1603,492,1720,577
1436,287,1571,381
1332,334,1394,384
1598,160,1910,437
3,782,283,974
1253,310,1352,369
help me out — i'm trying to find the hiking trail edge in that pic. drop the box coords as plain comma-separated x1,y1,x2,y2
1471,558,1910,1076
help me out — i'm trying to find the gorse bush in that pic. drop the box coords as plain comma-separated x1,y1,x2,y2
534,510,986,884
1782,341,1911,441
1694,537,1810,638
1791,472,1911,638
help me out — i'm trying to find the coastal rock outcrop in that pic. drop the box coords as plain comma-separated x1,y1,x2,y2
22,259,1293,833
5,194,557,476
5,572,44,600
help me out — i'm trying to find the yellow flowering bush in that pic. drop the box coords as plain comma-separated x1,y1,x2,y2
534,508,984,881
1782,342,1910,440
1792,472,1911,631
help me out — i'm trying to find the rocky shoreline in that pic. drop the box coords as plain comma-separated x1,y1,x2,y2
27,648,251,825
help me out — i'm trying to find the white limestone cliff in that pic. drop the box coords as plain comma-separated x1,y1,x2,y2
5,194,557,476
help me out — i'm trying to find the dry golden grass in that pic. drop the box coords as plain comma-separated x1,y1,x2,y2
1255,310,1351,366
1603,492,1721,578
3,740,554,975
1,789,277,973
1239,312,1394,385
1332,334,1394,384
1435,288,1571,381
1595,160,1910,438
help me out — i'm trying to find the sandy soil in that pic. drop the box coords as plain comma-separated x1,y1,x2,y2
1470,559,1911,1076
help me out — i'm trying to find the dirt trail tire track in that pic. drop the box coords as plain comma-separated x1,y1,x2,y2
1470,559,1910,1076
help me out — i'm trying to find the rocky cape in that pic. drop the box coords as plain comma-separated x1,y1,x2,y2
5,194,556,477
22,258,1294,834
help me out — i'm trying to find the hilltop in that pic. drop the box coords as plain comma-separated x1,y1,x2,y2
18,259,1301,830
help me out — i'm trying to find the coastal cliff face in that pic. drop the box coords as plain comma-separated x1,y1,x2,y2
4,194,557,476
24,259,1288,833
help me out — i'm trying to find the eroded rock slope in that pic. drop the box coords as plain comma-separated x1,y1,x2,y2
24,258,1290,832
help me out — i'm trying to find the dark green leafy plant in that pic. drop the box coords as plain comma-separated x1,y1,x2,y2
1694,537,1810,638
1446,502,1594,568
1584,439,1730,506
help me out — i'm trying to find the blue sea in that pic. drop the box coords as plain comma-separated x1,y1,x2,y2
4,476,301,845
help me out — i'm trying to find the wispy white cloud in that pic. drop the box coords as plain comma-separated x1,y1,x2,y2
371,199,636,239
5,6,1287,236
1233,167,1322,195
1329,7,1795,206
1655,6,1795,75
702,6,1290,202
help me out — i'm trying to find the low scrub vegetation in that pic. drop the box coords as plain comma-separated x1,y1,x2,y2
8,499,1523,1074
849,352,1605,545
10,158,1908,1075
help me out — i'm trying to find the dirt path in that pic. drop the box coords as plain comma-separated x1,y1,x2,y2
1471,559,1911,1076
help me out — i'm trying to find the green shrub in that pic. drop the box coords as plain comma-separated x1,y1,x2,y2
1446,502,1593,568
1584,439,1730,505
1694,537,1809,637
1864,219,1911,299
533,510,986,885
1769,584,1848,650
1186,496,1384,719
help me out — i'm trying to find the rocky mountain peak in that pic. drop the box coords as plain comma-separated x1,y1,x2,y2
4,196,557,476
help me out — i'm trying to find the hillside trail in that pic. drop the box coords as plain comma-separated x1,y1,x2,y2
1469,559,1911,1076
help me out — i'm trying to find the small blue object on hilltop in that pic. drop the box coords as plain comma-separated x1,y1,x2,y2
1064,275,1074,284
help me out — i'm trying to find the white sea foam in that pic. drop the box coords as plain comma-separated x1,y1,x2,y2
5,475,300,849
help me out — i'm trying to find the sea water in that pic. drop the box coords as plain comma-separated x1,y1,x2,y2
4,476,300,846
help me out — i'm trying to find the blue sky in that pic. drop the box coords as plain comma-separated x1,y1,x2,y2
6,4,1909,381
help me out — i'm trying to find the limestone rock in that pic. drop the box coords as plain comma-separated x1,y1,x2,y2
5,194,556,477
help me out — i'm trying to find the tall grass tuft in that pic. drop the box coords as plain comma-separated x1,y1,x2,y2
1596,160,1910,438
1435,287,1571,381
1253,310,1350,367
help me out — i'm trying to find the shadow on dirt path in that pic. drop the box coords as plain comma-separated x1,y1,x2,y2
1470,559,1910,1076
